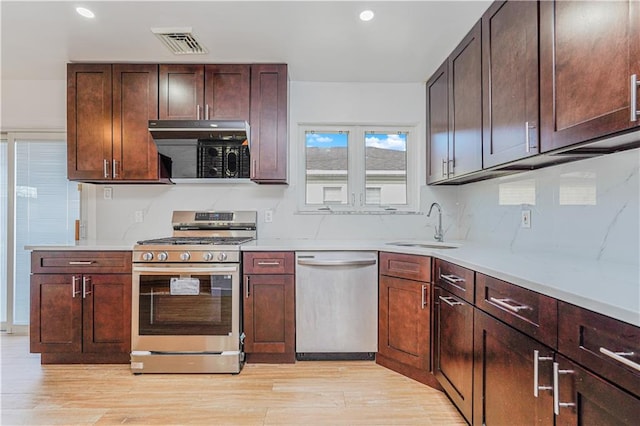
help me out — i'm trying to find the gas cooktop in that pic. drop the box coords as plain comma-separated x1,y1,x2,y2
136,236,254,246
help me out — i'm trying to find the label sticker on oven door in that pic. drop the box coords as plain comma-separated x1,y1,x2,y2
170,278,200,295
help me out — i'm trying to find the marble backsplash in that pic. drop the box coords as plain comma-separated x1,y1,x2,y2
455,148,639,266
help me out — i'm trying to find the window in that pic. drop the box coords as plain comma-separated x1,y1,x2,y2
1,133,79,333
299,125,417,213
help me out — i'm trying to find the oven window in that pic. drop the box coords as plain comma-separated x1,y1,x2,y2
138,274,233,336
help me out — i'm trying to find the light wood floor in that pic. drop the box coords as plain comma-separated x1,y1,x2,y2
1,334,465,425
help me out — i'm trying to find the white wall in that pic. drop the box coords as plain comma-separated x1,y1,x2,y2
2,78,638,269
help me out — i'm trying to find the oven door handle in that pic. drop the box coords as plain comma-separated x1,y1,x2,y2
133,266,238,274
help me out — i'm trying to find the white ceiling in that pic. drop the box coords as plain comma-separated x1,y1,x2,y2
1,1,492,83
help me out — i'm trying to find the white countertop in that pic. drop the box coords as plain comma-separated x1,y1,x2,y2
27,238,640,327
244,239,640,327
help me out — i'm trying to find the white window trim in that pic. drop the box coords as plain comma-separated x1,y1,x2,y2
297,124,419,214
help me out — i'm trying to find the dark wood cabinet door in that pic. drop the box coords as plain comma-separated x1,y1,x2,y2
426,60,450,184
482,0,539,168
67,63,112,180
30,274,82,354
159,64,204,120
243,274,294,356
540,0,640,152
378,275,430,370
112,64,159,180
82,274,131,354
249,64,288,183
204,64,250,121
449,20,482,178
473,310,554,426
433,286,474,424
555,355,640,426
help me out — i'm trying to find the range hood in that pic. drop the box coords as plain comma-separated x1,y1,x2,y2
149,120,250,141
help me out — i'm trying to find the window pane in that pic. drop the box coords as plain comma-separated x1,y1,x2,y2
1,139,7,324
14,139,79,325
305,131,349,205
365,132,407,205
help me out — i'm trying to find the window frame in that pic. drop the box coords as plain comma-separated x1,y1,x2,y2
297,124,419,214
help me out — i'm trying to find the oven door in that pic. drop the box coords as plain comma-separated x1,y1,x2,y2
132,263,240,353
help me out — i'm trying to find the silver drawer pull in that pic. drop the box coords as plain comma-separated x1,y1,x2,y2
421,285,427,310
599,347,640,372
68,261,94,265
553,362,576,415
631,74,639,122
440,273,465,284
489,297,530,313
257,261,281,266
439,295,463,307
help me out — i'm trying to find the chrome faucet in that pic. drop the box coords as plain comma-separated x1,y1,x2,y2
427,202,443,242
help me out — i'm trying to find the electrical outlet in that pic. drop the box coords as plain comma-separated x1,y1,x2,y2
521,210,531,228
264,209,273,223
103,187,113,200
134,210,144,223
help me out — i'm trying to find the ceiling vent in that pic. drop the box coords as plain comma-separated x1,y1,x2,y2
151,27,208,55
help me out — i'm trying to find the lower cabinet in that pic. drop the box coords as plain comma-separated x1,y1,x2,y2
242,252,295,363
433,286,474,424
29,251,132,364
377,252,438,387
473,309,555,426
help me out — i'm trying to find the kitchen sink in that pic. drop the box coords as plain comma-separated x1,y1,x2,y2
386,241,460,249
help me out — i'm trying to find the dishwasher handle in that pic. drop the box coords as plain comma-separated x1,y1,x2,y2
297,258,377,267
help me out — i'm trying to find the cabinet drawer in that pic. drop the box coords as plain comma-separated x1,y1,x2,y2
243,252,294,274
558,301,640,398
31,251,131,274
434,258,475,303
476,273,557,348
379,252,430,282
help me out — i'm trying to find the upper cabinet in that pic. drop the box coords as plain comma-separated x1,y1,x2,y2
426,21,483,184
158,64,250,121
250,64,288,183
482,0,539,168
68,63,167,182
539,0,640,152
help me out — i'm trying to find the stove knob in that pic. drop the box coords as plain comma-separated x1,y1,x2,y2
142,252,154,261
202,252,214,262
180,252,191,261
217,252,228,262
157,252,168,261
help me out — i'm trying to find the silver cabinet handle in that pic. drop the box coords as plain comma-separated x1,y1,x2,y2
533,350,553,397
196,104,201,120
421,285,427,310
245,276,250,299
441,158,447,178
252,159,256,179
599,347,640,372
205,104,210,120
440,272,465,284
71,276,82,298
257,261,281,266
525,121,537,153
631,74,639,122
82,276,92,298
112,160,119,179
103,159,109,178
553,362,576,415
489,297,531,313
68,261,94,265
439,295,463,307
448,159,454,176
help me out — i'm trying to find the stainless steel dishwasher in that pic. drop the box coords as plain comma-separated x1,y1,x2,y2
295,251,378,360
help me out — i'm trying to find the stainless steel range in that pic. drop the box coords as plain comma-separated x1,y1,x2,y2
130,210,256,374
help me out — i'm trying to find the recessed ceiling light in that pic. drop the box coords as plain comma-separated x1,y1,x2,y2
359,10,375,22
76,7,95,19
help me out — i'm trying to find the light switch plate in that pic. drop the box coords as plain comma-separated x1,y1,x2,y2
134,210,144,223
264,209,273,223
521,210,531,228
103,187,112,200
